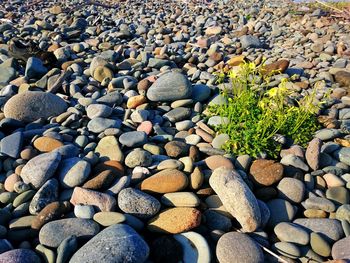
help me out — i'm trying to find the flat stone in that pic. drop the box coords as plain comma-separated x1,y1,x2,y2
70,187,116,212
93,212,126,226
33,137,64,152
118,188,161,219
86,104,113,119
147,72,192,102
293,218,344,242
161,192,200,207
20,151,61,189
95,136,124,162
216,232,264,263
209,167,261,232
163,107,192,122
58,157,91,188
272,242,300,259
141,169,188,194
0,131,23,158
148,207,201,234
39,218,100,248
277,177,305,203
240,35,263,49
335,147,350,166
87,117,121,133
310,232,331,257
304,196,336,212
274,222,309,245
4,91,67,123
56,236,77,263
119,131,147,147
69,224,149,263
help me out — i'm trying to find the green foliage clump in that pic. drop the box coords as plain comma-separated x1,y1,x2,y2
208,62,326,159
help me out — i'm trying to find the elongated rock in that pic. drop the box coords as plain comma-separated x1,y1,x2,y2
209,167,261,232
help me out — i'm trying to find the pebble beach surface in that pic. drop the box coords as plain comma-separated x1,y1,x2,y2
0,0,350,262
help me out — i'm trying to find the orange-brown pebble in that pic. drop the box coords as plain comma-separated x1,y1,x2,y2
249,159,284,186
141,169,188,194
127,95,147,109
31,201,71,230
82,170,115,190
147,207,201,234
33,137,64,152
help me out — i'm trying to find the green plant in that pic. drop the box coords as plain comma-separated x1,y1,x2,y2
208,62,326,158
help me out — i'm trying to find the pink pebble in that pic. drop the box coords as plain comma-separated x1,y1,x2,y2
137,121,153,135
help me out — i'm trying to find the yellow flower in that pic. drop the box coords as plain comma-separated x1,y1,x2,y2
267,88,278,97
228,70,237,79
248,62,256,71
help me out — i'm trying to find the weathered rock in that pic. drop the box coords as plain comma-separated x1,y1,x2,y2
209,167,261,232
249,159,284,186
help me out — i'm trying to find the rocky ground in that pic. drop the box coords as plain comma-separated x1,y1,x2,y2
0,0,350,262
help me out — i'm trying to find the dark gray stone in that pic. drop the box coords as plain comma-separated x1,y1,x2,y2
69,224,149,263
0,131,23,158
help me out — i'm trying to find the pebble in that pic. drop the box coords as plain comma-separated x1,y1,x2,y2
141,169,188,194
74,205,95,219
249,159,284,186
39,218,100,248
147,72,192,102
125,148,152,168
209,167,261,232
310,232,331,257
118,188,161,219
33,137,63,152
95,136,124,162
20,151,61,189
29,179,58,215
277,177,305,203
161,192,200,207
147,207,201,234
4,92,67,123
70,187,116,212
216,232,264,263
69,224,149,263
58,157,91,188
0,249,41,263
293,218,344,242
272,242,300,259
119,131,147,147
267,199,296,227
93,212,126,226
274,222,310,245
332,236,350,259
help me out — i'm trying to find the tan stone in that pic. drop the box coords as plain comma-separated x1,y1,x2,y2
141,169,188,194
147,207,201,234
204,155,234,170
127,95,147,109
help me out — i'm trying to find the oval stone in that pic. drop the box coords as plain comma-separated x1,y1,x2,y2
69,224,149,263
4,91,67,123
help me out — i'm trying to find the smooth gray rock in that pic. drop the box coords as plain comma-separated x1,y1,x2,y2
266,199,296,228
293,218,344,243
216,232,264,263
39,218,100,248
56,235,78,263
25,57,47,79
0,131,23,158
20,151,61,189
0,249,41,263
274,222,310,245
118,188,161,219
119,131,147,147
125,148,152,168
4,91,67,123
87,118,121,133
163,107,192,122
69,224,149,263
240,35,263,49
147,72,192,102
332,236,350,259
